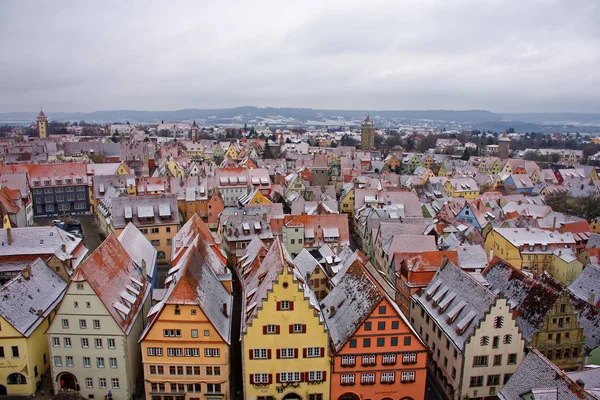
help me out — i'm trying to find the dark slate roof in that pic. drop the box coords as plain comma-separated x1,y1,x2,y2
483,260,559,343
498,349,595,400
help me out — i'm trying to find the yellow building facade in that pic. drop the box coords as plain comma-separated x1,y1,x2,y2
241,239,330,400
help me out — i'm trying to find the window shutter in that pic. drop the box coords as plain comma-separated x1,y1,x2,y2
276,301,281,311
250,374,255,384
249,349,254,360
289,301,294,310
301,372,307,382
263,325,267,334
320,347,325,357
267,349,272,359
294,348,298,358
322,371,327,381
268,374,273,384
289,324,294,334
276,325,280,334
276,373,281,383
276,349,281,359
303,348,307,358
302,324,307,333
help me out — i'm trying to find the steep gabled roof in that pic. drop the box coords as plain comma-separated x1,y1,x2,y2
71,234,149,335
498,349,595,400
321,260,383,352
118,223,157,279
0,258,67,337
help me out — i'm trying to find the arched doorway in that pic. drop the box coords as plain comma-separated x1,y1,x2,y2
338,393,360,400
56,372,78,391
0,384,7,396
7,373,27,385
282,393,301,400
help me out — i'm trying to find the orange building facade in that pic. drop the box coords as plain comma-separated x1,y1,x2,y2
322,261,428,400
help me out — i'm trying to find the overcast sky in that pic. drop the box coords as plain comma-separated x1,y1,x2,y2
0,0,598,113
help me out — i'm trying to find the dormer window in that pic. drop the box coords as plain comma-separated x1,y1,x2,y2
65,179,72,184
76,178,83,184
44,180,51,185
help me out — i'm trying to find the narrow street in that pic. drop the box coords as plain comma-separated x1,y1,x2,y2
230,273,244,400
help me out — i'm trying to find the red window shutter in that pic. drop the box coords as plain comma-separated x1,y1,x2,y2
301,372,307,382
276,325,280,334
289,301,294,310
276,301,281,311
267,349,272,359
276,349,281,359
263,325,267,334
302,324,307,333
276,373,281,383
294,348,298,358
268,374,273,384
322,371,327,381
303,348,307,358
320,347,325,357
289,324,294,334
249,349,254,360
250,374,255,384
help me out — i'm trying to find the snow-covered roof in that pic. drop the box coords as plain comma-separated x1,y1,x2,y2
118,223,157,279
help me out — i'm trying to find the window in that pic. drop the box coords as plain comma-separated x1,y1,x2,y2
54,356,62,367
341,374,355,385
95,338,103,348
360,373,375,384
163,329,182,337
62,319,69,329
109,358,117,368
391,337,398,346
252,373,270,384
99,378,107,389
402,352,417,364
291,324,304,333
206,384,221,394
279,300,290,310
266,324,277,334
493,336,500,348
508,353,517,364
79,320,87,329
112,378,119,389
363,338,371,347
473,355,488,367
93,320,101,329
83,357,91,368
74,301,79,308
404,336,411,346
307,371,323,382
379,305,387,314
253,349,269,359
86,302,91,308
503,373,512,385
494,316,504,328
191,329,198,338
488,374,500,386
86,377,93,388
480,336,489,346
306,347,321,358
280,348,295,359
377,338,385,347
81,338,89,348
52,337,60,347
97,357,105,368
383,353,397,364
349,339,357,348
11,346,19,358
147,347,163,356
381,372,395,383
470,376,483,387
378,321,385,330
341,355,355,366
64,356,73,367
205,348,220,357
108,338,115,349
362,355,376,366
206,366,221,376
63,337,72,347
364,322,372,331
494,354,502,366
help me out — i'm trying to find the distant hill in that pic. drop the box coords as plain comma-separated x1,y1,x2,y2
0,107,599,132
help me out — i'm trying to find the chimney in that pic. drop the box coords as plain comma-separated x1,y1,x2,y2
553,216,557,229
62,243,66,252
141,259,147,278
441,254,449,267
222,303,228,317
589,289,596,305
21,263,32,279
7,227,12,245
329,305,336,317
576,379,585,389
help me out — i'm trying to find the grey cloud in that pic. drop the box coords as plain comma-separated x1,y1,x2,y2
0,0,598,113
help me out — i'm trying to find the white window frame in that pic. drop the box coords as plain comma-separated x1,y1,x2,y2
108,338,115,349
381,372,395,383
112,378,119,389
109,357,117,368
253,349,268,359
83,357,91,368
95,338,103,348
341,355,355,366
403,352,417,363
280,372,301,383
99,378,107,389
292,323,303,333
253,373,269,384
64,337,71,348
280,300,290,310
383,353,396,364
79,319,87,329
280,348,295,359
306,347,321,358
54,356,62,367
361,373,375,384
66,356,74,367
266,324,277,334
401,371,415,383
341,374,355,384
97,357,105,368
93,319,101,329
52,337,60,347
309,371,323,382
86,378,93,388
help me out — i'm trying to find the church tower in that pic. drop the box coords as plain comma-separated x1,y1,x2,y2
191,120,199,141
37,109,48,139
360,115,374,150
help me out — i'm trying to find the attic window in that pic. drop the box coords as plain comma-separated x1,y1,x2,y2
494,316,504,329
